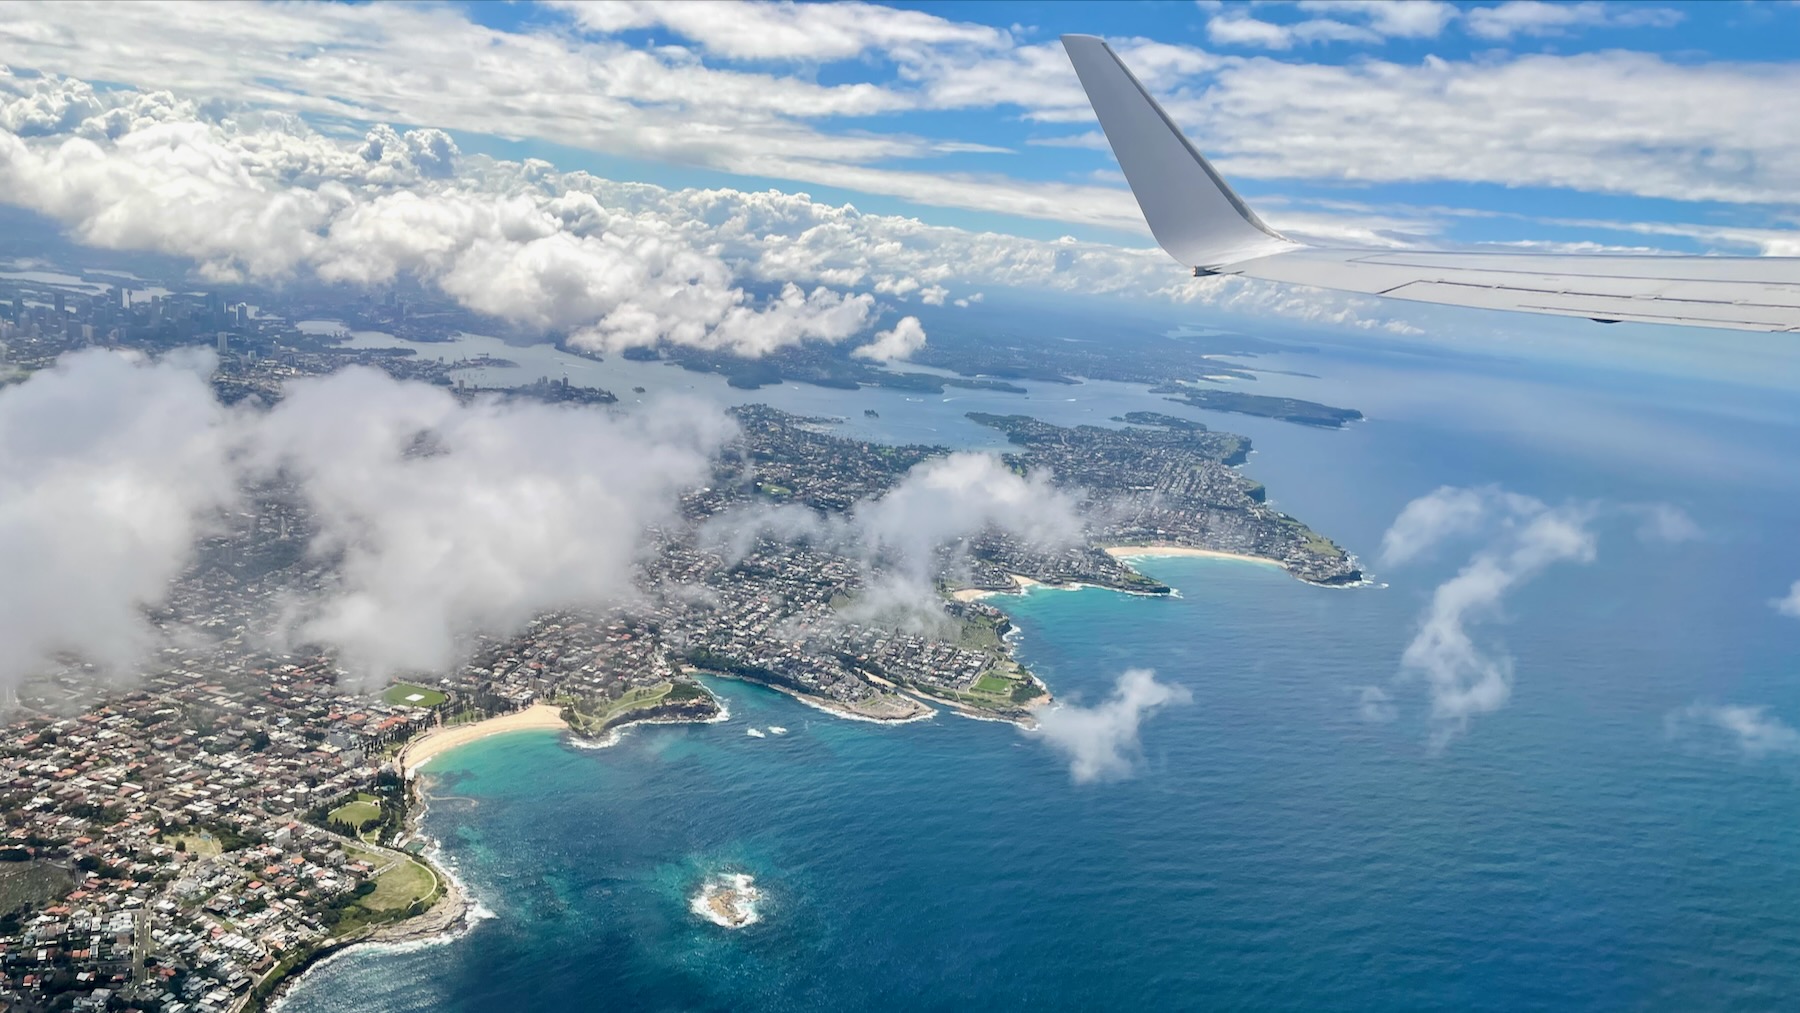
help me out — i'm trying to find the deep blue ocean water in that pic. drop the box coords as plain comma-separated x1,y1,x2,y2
280,311,1800,1011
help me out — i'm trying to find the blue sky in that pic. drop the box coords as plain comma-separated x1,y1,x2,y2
9,1,1800,254
4,0,1800,373
431,1,1800,254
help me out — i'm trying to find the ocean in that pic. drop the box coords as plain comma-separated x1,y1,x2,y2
279,306,1800,1011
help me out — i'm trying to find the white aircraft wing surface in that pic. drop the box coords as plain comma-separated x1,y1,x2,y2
1062,34,1800,333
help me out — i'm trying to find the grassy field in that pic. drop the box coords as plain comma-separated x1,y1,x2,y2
383,682,448,708
564,682,677,734
329,794,383,833
957,612,1005,652
0,862,73,915
603,682,672,719
972,674,1015,695
345,844,438,913
366,856,436,911
169,831,223,858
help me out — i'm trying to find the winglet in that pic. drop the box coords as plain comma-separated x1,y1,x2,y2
1061,34,1298,271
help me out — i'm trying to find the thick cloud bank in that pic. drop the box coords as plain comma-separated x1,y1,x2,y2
0,78,884,357
0,66,1416,342
0,349,240,695
0,351,734,694
1032,668,1192,783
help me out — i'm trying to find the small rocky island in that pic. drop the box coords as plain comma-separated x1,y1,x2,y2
693,873,763,928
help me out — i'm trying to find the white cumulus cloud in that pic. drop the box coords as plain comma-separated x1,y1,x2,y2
851,315,927,363
1379,485,1495,566
0,350,740,694
248,370,735,686
0,86,889,358
1032,668,1192,783
852,451,1083,572
0,349,240,695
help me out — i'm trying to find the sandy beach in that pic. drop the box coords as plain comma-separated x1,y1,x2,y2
1102,544,1285,569
399,703,569,774
950,574,1060,601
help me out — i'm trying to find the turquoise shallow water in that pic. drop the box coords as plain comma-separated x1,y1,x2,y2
281,329,1800,1011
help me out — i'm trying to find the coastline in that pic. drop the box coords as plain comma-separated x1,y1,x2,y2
902,677,1050,729
268,709,573,1009
269,665,986,1005
697,669,937,724
398,702,570,775
950,569,1171,603
1100,544,1286,569
257,831,479,1013
949,573,1094,602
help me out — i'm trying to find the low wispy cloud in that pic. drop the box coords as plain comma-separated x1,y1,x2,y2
1773,581,1800,619
1629,503,1702,545
1357,684,1398,723
1032,668,1192,783
710,450,1085,632
1377,486,1611,748
1404,505,1598,750
1378,487,1707,749
1379,485,1497,567
1666,703,1800,759
1465,1,1684,41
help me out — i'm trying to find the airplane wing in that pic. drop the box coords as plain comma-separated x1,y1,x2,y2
1061,34,1800,333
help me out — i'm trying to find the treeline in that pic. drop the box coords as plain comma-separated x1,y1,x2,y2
359,686,529,757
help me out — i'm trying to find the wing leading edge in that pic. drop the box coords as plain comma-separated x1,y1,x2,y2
1060,34,1800,334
